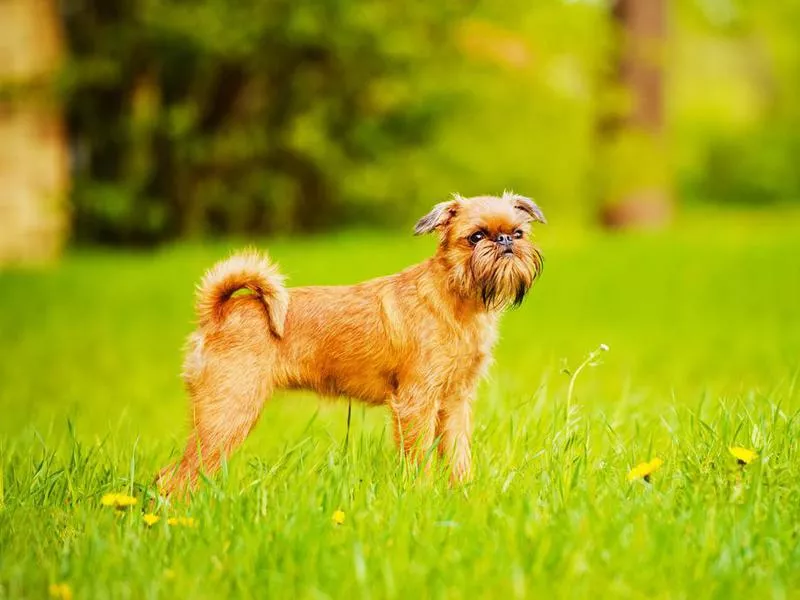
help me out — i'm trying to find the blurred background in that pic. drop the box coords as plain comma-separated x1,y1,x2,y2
2,5,799,594
1,0,799,261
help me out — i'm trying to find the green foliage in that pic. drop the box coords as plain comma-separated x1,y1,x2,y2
59,0,800,243
64,0,465,243
674,0,800,206
1,216,800,596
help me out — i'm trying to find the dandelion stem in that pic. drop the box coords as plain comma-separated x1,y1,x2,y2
565,344,609,432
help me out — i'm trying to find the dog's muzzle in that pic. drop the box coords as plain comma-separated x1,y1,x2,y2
496,234,514,254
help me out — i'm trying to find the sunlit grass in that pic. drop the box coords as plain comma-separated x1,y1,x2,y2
1,214,799,598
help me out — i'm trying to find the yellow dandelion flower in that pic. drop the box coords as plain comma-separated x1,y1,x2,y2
627,457,663,482
100,493,118,506
143,513,161,527
117,495,137,507
332,509,346,525
167,516,197,527
729,447,757,465
100,493,137,509
48,582,73,600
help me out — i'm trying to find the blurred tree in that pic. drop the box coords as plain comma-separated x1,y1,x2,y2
63,0,464,244
4,0,794,249
0,0,69,264
599,0,671,229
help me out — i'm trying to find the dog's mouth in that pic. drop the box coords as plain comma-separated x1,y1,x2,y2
470,245,542,310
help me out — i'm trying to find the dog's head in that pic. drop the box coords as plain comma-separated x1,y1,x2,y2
415,192,545,310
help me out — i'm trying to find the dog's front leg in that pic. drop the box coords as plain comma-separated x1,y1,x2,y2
390,389,440,474
437,390,474,485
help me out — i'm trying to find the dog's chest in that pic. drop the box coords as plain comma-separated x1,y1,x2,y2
437,314,498,376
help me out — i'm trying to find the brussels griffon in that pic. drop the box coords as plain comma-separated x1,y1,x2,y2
158,192,545,494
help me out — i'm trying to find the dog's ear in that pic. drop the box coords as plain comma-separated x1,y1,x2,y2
506,193,547,224
414,199,459,235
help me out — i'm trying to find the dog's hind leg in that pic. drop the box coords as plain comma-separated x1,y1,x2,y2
158,300,274,496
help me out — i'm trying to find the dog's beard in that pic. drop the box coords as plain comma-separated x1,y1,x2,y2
468,243,542,310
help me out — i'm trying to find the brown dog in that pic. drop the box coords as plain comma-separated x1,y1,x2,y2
158,192,545,494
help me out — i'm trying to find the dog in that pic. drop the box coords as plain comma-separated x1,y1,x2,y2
158,192,545,494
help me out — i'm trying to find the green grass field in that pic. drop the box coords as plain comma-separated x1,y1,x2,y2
1,213,799,599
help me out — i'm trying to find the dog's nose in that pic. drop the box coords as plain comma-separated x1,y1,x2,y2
496,234,514,253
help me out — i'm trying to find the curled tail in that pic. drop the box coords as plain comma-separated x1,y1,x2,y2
195,249,288,337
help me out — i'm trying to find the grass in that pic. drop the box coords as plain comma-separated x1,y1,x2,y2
1,213,799,599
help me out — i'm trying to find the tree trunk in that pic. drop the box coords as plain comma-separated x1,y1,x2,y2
599,0,671,230
0,0,69,265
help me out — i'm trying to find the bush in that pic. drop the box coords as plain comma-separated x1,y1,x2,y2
64,0,466,244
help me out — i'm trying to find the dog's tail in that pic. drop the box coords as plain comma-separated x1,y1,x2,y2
195,249,288,337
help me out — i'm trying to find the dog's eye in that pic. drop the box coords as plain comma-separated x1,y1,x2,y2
468,231,486,245
513,229,524,239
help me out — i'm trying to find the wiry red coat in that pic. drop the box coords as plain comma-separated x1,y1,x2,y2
158,192,545,495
